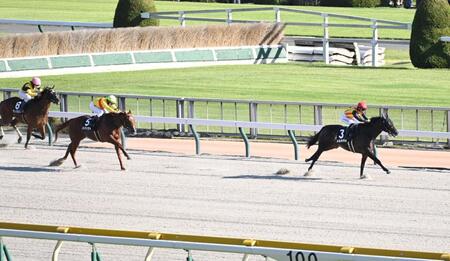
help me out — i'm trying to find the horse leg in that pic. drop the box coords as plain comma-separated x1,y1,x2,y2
360,154,369,179
365,149,390,174
107,135,131,160
0,126,4,140
68,140,81,168
114,144,126,171
31,125,46,140
10,119,23,144
49,143,72,167
304,148,324,176
24,125,32,149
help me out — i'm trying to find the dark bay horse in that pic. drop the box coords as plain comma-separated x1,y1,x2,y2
0,86,60,148
51,111,136,171
305,115,398,179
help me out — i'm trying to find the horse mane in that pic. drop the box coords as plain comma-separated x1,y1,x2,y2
370,116,383,122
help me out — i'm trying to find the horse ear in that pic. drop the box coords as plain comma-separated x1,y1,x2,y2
127,110,132,114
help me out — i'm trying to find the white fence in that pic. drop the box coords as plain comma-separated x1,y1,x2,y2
0,222,447,261
141,7,411,67
47,111,450,159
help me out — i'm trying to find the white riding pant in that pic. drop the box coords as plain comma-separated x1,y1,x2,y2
89,102,106,117
340,114,361,125
18,91,33,102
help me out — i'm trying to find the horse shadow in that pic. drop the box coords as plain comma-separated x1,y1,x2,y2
223,174,322,181
0,166,61,173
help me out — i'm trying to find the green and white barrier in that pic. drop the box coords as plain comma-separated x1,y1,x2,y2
0,45,287,75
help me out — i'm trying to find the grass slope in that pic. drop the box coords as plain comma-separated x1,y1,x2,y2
0,63,448,107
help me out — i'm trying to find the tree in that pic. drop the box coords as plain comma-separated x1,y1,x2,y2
409,0,450,68
113,0,159,28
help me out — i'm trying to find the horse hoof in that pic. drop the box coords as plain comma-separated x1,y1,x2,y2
0,135,3,140
127,157,131,160
17,137,22,144
360,175,371,180
304,170,314,177
49,158,64,167
75,165,82,169
121,168,126,171
386,170,391,174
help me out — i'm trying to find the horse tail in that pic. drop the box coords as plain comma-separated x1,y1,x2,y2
306,129,322,149
54,119,72,143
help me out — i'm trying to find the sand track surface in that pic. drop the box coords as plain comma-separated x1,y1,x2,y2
0,137,449,260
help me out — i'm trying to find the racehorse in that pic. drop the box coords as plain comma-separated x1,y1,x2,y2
305,115,398,179
0,86,60,148
50,111,136,171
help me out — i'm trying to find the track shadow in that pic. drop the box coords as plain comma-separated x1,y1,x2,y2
223,174,322,181
0,166,61,173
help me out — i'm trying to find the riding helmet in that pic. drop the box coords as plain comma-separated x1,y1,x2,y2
357,101,367,110
31,77,41,87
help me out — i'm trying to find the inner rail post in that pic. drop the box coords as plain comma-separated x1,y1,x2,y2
239,127,250,158
189,124,201,155
288,130,299,160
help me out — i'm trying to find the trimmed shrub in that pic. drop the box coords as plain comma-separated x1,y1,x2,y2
113,0,159,28
410,0,450,68
321,0,380,7
254,0,289,4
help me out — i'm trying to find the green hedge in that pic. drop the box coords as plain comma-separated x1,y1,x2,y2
410,0,450,68
320,0,380,7
113,0,159,27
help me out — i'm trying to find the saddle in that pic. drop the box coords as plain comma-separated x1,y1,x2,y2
12,100,26,114
337,124,358,144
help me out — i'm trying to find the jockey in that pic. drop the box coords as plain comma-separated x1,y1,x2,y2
19,77,41,102
341,101,369,125
89,95,120,117
340,101,369,142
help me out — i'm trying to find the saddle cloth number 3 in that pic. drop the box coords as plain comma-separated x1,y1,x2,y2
338,128,345,139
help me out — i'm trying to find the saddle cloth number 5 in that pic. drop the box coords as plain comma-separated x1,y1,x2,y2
84,118,91,127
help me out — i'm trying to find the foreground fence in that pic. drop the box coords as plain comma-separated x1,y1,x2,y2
1,89,449,146
0,222,448,261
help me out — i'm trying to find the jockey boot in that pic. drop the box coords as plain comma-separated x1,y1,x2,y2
91,115,99,131
345,124,355,141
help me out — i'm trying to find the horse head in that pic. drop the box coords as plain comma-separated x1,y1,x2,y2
120,110,137,135
40,86,60,105
380,114,398,137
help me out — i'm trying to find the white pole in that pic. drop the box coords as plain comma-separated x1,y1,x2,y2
274,7,281,23
226,9,232,25
322,13,329,64
371,19,378,67
179,11,185,27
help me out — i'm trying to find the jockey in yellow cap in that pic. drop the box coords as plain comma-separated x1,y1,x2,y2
89,95,120,116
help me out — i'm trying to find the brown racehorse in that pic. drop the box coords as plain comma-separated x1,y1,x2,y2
0,86,60,148
50,111,136,171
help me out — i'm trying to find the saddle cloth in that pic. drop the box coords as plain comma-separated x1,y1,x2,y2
12,100,26,114
337,124,357,144
81,116,98,131
336,126,348,143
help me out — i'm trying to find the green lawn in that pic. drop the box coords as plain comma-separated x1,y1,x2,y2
1,63,448,107
0,0,415,38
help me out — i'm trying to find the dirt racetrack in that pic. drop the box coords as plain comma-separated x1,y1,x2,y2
0,136,449,261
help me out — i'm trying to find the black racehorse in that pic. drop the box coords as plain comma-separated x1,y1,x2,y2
305,115,398,179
